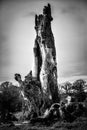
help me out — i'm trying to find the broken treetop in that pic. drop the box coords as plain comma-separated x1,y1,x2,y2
35,3,53,32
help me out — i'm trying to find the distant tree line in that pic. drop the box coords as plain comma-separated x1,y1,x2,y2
60,79,87,102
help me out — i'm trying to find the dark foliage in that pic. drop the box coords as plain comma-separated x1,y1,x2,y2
72,79,86,102
0,82,22,123
23,74,43,117
30,103,60,126
61,81,72,95
21,71,53,118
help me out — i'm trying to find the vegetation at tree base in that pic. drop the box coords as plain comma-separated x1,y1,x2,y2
0,78,87,126
24,76,44,117
0,73,87,130
20,71,53,118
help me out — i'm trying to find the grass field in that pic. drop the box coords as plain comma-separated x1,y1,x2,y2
0,117,87,130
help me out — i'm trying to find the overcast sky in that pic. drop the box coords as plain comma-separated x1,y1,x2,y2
0,0,87,83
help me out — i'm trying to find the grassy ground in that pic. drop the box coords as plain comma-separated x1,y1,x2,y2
0,117,87,130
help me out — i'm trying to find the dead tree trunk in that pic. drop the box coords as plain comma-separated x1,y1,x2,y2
32,4,60,104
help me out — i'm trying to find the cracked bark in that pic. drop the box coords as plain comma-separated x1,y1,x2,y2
32,4,60,103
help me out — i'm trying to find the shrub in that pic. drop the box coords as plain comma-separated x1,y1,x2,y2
0,82,22,122
72,79,86,102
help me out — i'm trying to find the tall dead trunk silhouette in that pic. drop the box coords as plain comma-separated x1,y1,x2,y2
32,3,60,103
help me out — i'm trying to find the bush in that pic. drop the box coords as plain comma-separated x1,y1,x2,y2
0,82,22,122
72,79,86,102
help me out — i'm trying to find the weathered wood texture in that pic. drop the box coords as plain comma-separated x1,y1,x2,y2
32,4,59,103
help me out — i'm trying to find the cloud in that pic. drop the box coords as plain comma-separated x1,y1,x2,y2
61,5,81,14
24,11,36,17
61,0,87,15
60,2,87,25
